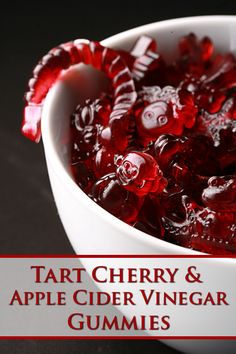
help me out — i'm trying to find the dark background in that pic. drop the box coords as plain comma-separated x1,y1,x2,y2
1,1,236,353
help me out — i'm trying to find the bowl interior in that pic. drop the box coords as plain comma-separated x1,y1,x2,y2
41,16,236,257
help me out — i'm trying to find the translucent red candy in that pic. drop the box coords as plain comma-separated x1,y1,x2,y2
22,40,137,145
216,129,236,173
162,196,236,254
22,33,236,254
115,152,167,196
196,98,236,146
133,86,197,145
181,53,236,113
154,134,189,170
155,134,220,177
131,35,162,83
71,98,110,162
118,35,164,88
134,195,164,238
166,34,214,87
179,33,214,70
89,173,143,224
93,147,115,178
202,176,236,212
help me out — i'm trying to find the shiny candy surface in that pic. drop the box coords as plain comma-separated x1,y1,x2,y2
22,33,236,254
22,40,136,143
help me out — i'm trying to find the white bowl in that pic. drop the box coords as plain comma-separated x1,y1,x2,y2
41,16,236,354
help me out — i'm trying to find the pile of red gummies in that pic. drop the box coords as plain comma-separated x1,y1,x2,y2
21,33,236,254
70,34,236,254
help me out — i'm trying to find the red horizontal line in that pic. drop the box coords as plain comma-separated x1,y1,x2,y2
0,254,235,258
0,336,235,340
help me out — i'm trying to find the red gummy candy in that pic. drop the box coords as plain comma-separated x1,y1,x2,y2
179,33,213,65
93,147,115,178
202,176,236,212
154,134,189,170
71,99,106,162
71,161,95,193
166,34,214,86
22,32,236,255
90,173,143,224
115,151,167,197
163,196,236,254
181,53,236,113
68,34,236,254
196,98,236,146
134,195,164,238
131,35,161,82
22,40,137,145
134,86,197,145
22,105,42,143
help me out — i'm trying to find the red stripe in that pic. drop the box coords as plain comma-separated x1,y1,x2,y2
0,254,235,258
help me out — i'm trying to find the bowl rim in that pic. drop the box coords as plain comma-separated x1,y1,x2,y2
41,15,236,261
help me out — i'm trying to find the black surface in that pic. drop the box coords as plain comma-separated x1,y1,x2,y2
1,1,236,353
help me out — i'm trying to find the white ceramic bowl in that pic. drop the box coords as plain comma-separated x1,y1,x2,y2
41,16,236,354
